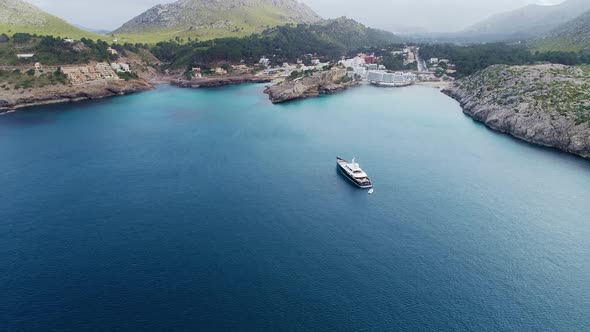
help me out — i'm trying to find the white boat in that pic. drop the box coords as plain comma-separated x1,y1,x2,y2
337,157,373,189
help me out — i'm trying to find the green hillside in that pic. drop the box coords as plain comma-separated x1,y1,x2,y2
462,0,590,42
0,0,103,40
535,10,590,52
150,17,401,68
112,0,322,44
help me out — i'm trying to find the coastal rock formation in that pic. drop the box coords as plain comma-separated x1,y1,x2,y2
264,68,357,103
171,75,271,88
0,79,152,112
443,64,590,158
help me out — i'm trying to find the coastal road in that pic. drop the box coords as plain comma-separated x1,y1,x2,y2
416,50,429,72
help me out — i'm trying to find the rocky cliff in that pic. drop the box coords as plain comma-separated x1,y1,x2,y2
443,64,590,158
264,68,356,103
0,79,152,113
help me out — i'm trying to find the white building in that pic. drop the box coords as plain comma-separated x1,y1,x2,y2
311,59,321,65
367,71,416,85
16,53,35,59
259,57,270,67
429,58,439,65
350,67,368,80
119,63,130,72
214,67,227,75
111,63,131,73
339,56,365,69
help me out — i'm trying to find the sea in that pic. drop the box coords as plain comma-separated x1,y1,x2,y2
1,84,589,331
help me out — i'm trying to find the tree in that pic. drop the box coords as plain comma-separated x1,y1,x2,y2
12,33,32,43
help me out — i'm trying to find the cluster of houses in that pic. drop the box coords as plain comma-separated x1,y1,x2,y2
428,57,457,75
190,65,235,78
61,62,119,84
186,56,329,79
259,56,322,67
12,39,134,84
258,56,323,75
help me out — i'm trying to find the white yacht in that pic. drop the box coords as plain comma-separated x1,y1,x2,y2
337,157,373,189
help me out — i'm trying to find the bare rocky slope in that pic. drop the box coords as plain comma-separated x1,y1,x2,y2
114,0,322,41
0,0,100,39
443,64,590,158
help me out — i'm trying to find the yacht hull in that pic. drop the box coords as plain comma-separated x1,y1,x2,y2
337,157,373,189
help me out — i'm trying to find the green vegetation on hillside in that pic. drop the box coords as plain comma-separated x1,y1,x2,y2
150,19,400,69
462,0,590,41
0,68,68,90
420,43,590,76
0,33,117,66
113,0,322,44
456,64,590,124
534,9,590,52
0,0,102,40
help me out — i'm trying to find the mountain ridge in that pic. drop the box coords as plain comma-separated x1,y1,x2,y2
0,0,101,39
536,9,590,51
462,0,590,41
113,0,323,43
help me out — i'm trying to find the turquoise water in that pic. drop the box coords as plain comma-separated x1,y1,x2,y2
1,84,589,331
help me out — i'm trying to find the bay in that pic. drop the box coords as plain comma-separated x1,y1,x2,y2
1,84,589,331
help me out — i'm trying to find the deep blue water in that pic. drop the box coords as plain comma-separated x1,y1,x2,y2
1,84,589,331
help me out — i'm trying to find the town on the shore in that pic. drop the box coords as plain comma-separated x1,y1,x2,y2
11,39,456,89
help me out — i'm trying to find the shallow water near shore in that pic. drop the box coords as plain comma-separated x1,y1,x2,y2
1,84,589,331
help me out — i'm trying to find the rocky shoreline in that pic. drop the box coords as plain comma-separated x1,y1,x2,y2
0,67,359,112
171,75,272,88
0,79,153,114
264,68,358,103
0,74,275,114
443,64,590,159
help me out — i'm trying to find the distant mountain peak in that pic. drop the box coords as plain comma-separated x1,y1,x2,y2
0,0,101,39
113,0,322,42
0,0,49,26
463,0,590,41
537,8,590,51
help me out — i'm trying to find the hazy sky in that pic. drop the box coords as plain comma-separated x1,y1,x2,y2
28,0,565,32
